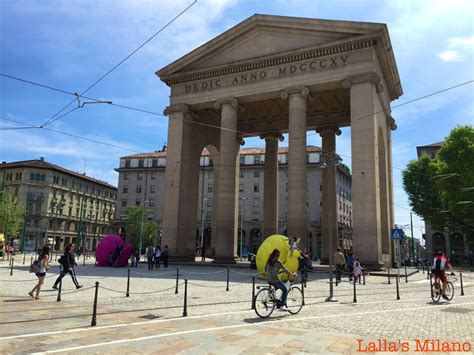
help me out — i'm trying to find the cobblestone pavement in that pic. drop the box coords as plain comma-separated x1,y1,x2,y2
0,256,473,354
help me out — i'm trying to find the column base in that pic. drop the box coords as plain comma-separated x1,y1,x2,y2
169,255,195,263
212,257,237,265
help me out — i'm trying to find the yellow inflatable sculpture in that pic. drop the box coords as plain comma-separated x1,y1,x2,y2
256,234,300,282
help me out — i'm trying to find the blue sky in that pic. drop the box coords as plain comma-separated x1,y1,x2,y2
1,0,473,241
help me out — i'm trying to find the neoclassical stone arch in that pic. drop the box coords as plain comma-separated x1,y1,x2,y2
157,14,402,267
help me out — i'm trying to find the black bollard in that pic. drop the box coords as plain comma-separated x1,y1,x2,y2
363,272,366,286
126,268,130,297
301,276,305,306
460,273,464,296
396,275,400,300
10,257,14,276
55,252,58,262
30,256,33,266
82,252,86,267
226,266,230,292
183,279,188,317
57,277,62,302
91,282,99,326
251,276,256,310
422,264,425,274
405,265,408,283
353,276,357,303
427,268,430,280
304,267,308,288
175,268,179,294
388,267,391,284
23,253,26,265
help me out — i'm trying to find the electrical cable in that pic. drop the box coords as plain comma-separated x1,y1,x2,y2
38,0,197,128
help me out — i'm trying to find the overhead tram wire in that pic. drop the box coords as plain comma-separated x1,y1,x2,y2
38,0,198,129
2,71,473,152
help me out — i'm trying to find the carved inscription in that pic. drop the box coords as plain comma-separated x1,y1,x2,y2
184,55,349,93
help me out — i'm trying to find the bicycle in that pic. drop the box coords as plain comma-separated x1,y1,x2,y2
431,272,456,303
254,282,304,318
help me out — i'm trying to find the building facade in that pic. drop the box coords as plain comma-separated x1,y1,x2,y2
0,159,117,252
115,146,352,259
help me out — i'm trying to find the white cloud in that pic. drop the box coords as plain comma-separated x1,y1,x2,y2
438,50,463,62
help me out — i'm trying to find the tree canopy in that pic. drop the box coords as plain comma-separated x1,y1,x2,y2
123,206,160,249
403,125,474,234
0,188,24,239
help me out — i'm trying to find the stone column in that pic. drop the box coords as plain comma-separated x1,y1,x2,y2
261,133,283,239
213,98,239,264
281,87,309,245
343,72,384,270
162,104,200,261
317,126,341,264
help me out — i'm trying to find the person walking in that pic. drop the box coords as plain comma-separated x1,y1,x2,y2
346,252,356,281
154,246,161,269
161,245,169,268
332,247,346,285
146,246,154,271
53,244,82,289
29,246,50,300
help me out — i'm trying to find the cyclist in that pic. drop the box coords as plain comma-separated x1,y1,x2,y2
265,249,297,311
432,251,455,300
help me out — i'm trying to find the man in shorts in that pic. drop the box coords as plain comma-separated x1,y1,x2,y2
432,251,455,300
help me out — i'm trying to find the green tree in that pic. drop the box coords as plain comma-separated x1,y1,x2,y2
123,206,159,248
403,125,474,237
0,189,24,239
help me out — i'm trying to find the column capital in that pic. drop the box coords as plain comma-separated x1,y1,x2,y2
388,116,397,131
213,97,239,111
163,104,189,116
316,125,342,136
280,86,310,100
259,132,284,141
342,72,384,93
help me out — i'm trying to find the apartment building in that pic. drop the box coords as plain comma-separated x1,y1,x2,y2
115,146,352,259
0,158,117,251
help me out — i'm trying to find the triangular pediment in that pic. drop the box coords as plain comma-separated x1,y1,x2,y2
157,14,386,77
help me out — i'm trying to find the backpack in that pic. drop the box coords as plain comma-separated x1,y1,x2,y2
30,259,41,273
58,255,67,267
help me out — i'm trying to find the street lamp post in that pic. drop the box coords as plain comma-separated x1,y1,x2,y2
239,197,248,261
319,151,342,303
139,200,152,258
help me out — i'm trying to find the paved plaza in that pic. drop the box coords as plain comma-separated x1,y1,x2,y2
0,255,473,354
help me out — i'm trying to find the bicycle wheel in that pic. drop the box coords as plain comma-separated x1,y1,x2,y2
445,281,454,301
286,286,303,314
431,282,441,303
254,288,275,318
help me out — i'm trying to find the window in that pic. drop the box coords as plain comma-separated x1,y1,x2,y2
207,199,213,207
124,173,129,180
240,171,244,178
137,173,143,180
253,198,259,207
138,159,144,168
206,212,212,221
53,175,60,184
125,160,131,168
149,199,155,207
320,184,323,192
152,159,158,168
252,211,259,221
254,171,260,178
35,203,42,213
136,186,142,193
239,184,243,193
150,185,156,193
240,156,245,165
207,184,213,193
15,172,22,180
123,185,128,193
254,155,261,164
151,173,156,180
135,199,141,206
253,183,259,192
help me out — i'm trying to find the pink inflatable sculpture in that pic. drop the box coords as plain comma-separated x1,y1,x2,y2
95,235,133,267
